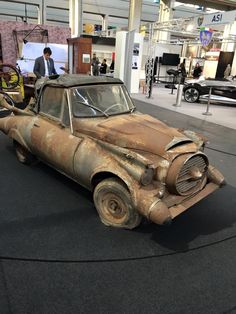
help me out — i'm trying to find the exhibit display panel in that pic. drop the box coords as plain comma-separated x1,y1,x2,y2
17,42,68,75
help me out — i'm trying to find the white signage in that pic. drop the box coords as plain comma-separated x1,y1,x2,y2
194,10,236,27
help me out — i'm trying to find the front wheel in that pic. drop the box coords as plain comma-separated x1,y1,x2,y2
93,178,142,229
184,87,200,103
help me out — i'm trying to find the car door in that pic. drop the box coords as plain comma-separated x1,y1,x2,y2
215,85,236,100
30,86,83,177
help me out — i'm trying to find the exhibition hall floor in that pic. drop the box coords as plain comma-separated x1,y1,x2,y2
0,98,236,314
132,84,236,130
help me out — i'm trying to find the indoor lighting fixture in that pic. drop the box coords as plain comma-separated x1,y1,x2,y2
22,25,48,44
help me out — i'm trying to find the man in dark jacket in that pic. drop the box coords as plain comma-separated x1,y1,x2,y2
100,59,107,75
33,47,57,79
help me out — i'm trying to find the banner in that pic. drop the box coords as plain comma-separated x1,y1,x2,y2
200,28,213,48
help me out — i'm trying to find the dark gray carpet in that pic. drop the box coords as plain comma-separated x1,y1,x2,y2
0,135,235,262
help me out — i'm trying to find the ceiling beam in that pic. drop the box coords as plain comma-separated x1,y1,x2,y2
177,0,236,11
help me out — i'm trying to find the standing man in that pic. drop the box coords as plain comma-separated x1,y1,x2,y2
91,53,100,76
33,47,57,79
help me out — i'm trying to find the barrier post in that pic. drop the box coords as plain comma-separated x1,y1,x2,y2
173,79,183,107
170,76,175,94
202,86,213,116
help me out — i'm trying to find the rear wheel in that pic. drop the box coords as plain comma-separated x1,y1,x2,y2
93,177,142,229
13,140,37,165
184,87,200,103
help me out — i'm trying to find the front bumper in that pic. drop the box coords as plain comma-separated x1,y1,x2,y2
148,182,220,225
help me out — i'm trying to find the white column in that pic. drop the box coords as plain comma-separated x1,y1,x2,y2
38,0,46,24
37,6,41,24
155,0,175,42
115,31,143,93
69,0,83,38
102,15,108,32
221,23,236,52
225,21,236,75
128,0,142,32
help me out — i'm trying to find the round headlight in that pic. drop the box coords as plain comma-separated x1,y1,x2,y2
140,168,154,186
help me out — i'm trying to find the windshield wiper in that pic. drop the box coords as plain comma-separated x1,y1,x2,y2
75,100,109,117
130,106,136,113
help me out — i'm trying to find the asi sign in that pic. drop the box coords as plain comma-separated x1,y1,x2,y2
211,13,223,23
195,10,236,27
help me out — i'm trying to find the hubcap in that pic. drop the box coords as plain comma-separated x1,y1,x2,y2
101,192,127,221
185,88,199,102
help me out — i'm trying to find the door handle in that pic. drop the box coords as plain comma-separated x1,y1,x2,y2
33,122,40,127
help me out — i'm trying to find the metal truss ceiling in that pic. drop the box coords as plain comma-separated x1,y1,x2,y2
0,0,236,28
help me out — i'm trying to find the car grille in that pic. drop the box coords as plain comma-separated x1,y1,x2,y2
166,153,209,196
176,155,207,194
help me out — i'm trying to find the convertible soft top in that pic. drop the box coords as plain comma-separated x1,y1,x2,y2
43,74,123,88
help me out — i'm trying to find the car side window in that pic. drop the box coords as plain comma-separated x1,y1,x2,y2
61,93,70,127
40,87,64,119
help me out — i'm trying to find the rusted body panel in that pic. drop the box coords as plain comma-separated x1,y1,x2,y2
72,114,196,157
0,75,225,229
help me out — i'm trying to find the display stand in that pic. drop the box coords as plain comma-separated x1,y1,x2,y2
170,76,175,95
114,31,143,93
67,37,92,74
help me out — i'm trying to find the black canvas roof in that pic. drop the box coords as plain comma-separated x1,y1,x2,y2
44,74,123,88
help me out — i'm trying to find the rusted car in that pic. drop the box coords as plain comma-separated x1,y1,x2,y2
0,74,225,229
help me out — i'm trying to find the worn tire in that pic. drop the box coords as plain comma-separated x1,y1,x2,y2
184,87,200,103
93,177,142,229
13,140,37,165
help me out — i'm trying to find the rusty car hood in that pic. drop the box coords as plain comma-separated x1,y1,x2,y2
73,113,197,156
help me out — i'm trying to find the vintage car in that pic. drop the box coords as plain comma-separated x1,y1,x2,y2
183,77,236,104
0,74,225,229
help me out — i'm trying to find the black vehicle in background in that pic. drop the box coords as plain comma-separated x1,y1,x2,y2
183,78,236,105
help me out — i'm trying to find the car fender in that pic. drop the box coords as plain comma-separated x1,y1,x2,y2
73,137,150,199
90,164,139,202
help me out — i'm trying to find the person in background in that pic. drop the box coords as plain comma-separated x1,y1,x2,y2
91,53,100,76
193,62,202,79
179,59,187,84
33,47,57,79
224,64,231,79
100,59,107,75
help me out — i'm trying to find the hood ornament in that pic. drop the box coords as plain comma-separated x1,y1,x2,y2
189,167,203,181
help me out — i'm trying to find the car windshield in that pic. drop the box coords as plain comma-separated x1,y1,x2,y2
70,84,135,117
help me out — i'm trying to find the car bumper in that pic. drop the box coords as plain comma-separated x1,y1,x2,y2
148,182,221,225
